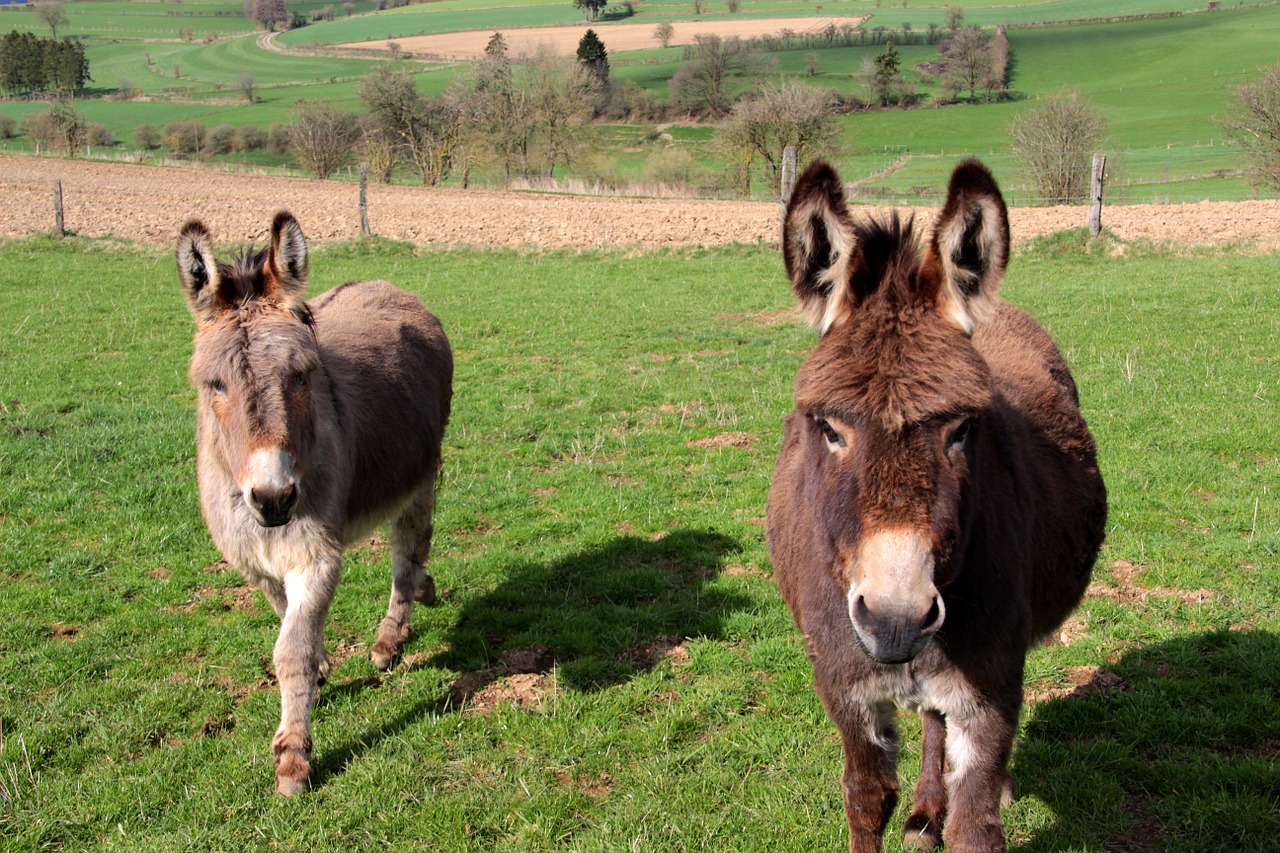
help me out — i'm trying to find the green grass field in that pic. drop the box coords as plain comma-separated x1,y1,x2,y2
0,229,1277,851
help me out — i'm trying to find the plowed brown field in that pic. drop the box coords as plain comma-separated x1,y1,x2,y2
3,155,1279,251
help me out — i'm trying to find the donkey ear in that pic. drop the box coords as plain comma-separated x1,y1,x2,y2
929,159,1010,335
265,211,309,307
782,161,859,336
176,219,223,325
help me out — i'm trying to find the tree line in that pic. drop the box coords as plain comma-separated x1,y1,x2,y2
0,30,90,97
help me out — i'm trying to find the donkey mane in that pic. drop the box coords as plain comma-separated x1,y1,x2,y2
849,212,920,303
215,246,315,328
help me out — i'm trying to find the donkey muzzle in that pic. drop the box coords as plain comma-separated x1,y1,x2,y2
243,449,300,527
846,531,946,664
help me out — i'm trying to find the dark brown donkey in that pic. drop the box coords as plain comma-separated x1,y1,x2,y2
767,161,1106,852
176,212,452,796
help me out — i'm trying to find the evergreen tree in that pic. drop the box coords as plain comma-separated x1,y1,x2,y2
575,29,608,84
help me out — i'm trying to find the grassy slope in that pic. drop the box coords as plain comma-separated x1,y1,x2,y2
0,232,1276,851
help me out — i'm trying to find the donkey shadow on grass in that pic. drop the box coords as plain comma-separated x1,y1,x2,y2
312,528,749,784
1014,630,1280,852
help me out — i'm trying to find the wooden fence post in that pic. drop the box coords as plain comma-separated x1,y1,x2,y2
779,145,797,242
52,180,65,238
1089,152,1106,237
358,163,370,236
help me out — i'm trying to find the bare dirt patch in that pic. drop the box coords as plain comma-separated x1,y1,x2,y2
1087,560,1219,606
688,430,755,449
338,16,868,59
4,155,1280,251
1025,665,1127,705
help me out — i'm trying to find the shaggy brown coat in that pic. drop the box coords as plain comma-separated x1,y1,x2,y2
767,160,1106,852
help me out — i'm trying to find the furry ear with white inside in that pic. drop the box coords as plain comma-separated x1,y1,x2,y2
930,159,1010,335
782,161,859,336
265,211,309,307
176,219,223,325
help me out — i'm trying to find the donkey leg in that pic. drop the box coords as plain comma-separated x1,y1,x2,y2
371,480,437,670
939,705,1018,853
903,709,947,850
271,561,339,797
831,699,900,853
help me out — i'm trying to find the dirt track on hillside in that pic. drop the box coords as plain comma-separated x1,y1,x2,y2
3,155,1279,251
338,16,868,59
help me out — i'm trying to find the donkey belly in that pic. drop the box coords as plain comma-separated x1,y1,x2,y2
311,281,453,528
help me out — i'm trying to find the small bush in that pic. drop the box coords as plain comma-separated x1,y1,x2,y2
0,113,15,140
268,122,291,153
205,124,238,155
134,124,161,149
235,124,268,152
86,123,115,148
162,120,207,155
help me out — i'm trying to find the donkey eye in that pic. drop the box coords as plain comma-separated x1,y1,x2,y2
814,417,846,448
289,370,309,390
947,418,978,451
207,379,228,397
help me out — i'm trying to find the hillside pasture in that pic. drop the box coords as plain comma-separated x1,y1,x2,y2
0,228,1276,851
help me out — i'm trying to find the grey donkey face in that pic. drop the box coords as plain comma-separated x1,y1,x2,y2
178,212,319,527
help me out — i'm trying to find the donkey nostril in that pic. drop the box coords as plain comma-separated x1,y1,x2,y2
920,595,945,634
281,483,298,511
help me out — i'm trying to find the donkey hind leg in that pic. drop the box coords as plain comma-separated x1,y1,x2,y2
833,699,901,853
371,479,438,671
939,705,1018,853
271,560,340,797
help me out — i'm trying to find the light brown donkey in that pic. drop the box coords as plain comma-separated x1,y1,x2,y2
176,212,452,796
767,161,1106,851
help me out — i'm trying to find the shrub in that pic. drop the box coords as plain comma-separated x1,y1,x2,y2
268,122,291,153
1008,93,1106,204
204,123,238,155
162,120,207,155
0,113,15,140
1219,61,1280,192
235,124,268,152
134,124,161,149
86,123,115,148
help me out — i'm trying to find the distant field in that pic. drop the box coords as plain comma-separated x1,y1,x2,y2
1,0,1278,202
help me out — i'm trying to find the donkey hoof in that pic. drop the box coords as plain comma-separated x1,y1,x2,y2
370,642,396,671
415,575,436,605
275,774,310,797
903,814,943,851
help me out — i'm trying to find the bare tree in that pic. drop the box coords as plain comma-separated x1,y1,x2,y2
653,21,675,49
358,119,402,183
1008,93,1107,204
522,45,600,177
287,101,361,179
359,65,467,185
939,26,994,102
716,81,841,195
670,34,772,117
33,1,68,38
1219,61,1280,192
244,0,288,31
236,70,257,103
944,6,964,30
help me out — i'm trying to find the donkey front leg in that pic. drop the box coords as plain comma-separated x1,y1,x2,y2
903,709,948,850
831,698,901,853
939,704,1018,853
272,561,340,797
371,482,437,670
